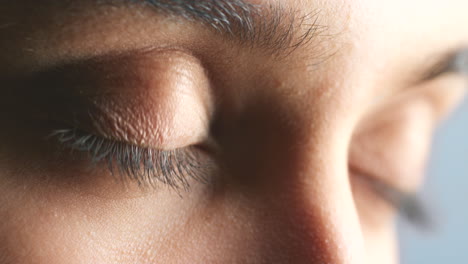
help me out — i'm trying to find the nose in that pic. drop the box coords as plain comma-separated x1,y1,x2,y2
214,97,366,264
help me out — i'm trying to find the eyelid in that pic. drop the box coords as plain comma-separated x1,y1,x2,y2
87,49,214,150
24,48,214,150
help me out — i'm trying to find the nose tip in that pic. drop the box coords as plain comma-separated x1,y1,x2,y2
274,166,366,264
233,155,366,264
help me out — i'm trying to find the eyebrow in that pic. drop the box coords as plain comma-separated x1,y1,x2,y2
412,48,468,85
137,0,256,34
121,0,326,55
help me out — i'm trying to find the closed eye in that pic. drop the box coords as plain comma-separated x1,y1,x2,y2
49,128,214,190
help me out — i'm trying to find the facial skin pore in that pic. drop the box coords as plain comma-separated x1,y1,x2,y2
0,0,467,263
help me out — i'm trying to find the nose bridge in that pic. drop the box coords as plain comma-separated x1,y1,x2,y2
217,96,365,263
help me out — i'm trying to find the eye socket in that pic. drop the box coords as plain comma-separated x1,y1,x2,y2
0,48,217,192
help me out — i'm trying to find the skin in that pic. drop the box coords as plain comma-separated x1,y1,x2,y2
0,0,467,263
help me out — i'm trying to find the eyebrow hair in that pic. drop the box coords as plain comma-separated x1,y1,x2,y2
137,0,256,34
121,0,326,55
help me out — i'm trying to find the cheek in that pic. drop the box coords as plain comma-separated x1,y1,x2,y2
0,189,88,263
0,177,176,263
0,171,255,264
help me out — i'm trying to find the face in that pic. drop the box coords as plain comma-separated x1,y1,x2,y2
0,0,467,263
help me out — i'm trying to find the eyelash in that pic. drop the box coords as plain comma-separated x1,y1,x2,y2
365,177,433,230
49,128,211,189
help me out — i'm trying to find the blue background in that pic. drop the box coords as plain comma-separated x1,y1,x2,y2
398,97,468,263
